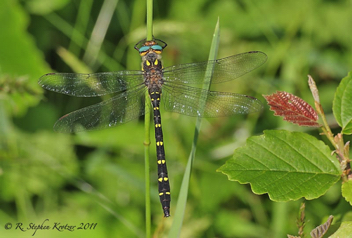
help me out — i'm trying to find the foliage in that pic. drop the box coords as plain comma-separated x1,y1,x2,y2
333,72,352,135
219,73,352,237
219,130,341,201
264,91,319,127
1,0,352,237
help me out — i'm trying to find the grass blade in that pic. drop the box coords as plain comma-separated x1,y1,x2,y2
168,18,220,238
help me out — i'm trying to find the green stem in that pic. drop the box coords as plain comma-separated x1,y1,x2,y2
317,104,337,149
321,127,337,150
146,0,153,41
309,75,349,176
144,0,153,237
144,91,151,238
271,202,288,238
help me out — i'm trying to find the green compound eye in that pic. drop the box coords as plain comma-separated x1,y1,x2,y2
139,46,150,53
151,45,163,51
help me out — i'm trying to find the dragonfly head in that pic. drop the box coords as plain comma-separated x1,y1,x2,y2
135,39,167,56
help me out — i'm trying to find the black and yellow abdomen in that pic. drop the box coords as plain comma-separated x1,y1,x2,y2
150,90,171,217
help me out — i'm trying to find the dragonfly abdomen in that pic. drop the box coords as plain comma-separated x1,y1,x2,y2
150,90,171,217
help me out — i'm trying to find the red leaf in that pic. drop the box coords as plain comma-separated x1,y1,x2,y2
264,91,320,127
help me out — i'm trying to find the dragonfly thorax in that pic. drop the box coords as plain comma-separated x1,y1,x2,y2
142,52,163,71
142,52,164,91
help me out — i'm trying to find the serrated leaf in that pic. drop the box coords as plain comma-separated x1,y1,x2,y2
218,130,341,201
342,180,352,206
264,91,319,127
330,221,352,238
333,72,352,134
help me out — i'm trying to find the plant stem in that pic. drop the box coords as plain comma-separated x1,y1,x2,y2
146,0,153,41
308,75,349,177
144,0,153,237
144,94,151,238
308,75,337,149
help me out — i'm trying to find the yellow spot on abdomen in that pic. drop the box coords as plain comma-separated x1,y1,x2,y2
156,141,163,146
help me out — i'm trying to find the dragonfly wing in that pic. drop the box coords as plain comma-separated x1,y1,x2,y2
162,51,267,84
162,83,262,117
54,86,147,133
39,70,144,97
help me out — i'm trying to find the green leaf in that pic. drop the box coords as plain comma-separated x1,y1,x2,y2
342,180,352,206
333,72,352,134
1,131,78,200
0,0,48,82
0,0,50,116
218,130,341,201
330,221,352,238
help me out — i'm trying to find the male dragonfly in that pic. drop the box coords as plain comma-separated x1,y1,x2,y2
39,38,267,217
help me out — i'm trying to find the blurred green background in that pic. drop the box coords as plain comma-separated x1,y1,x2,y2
0,0,351,237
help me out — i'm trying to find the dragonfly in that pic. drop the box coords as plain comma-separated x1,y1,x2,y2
39,38,267,217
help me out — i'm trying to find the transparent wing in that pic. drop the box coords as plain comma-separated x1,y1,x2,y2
162,82,262,117
39,70,144,97
162,51,267,84
54,85,147,133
